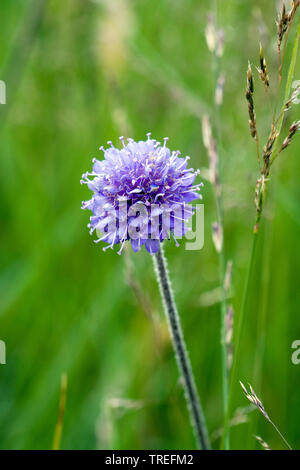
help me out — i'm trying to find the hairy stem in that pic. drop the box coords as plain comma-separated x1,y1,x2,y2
153,244,210,450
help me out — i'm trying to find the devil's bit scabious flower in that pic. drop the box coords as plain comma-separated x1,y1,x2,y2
81,134,210,448
81,134,202,255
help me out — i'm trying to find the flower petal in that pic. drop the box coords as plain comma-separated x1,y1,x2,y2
145,239,160,255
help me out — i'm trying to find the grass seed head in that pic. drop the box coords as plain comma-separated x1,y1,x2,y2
257,43,270,89
262,125,278,172
281,120,300,150
255,435,271,450
246,63,257,140
240,382,271,423
202,116,220,193
215,74,225,106
225,305,234,370
277,1,289,51
285,82,300,110
212,222,223,253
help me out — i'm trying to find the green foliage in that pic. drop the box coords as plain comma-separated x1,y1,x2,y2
0,0,299,450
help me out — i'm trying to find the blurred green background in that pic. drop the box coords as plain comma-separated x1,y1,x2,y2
0,0,300,450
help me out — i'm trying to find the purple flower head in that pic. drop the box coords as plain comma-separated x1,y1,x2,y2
81,134,203,255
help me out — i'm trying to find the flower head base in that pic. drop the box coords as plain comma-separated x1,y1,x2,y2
81,134,202,254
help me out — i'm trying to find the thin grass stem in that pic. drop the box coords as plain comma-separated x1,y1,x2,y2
52,373,68,450
222,14,300,450
269,419,292,450
272,18,300,164
212,0,230,449
222,231,258,448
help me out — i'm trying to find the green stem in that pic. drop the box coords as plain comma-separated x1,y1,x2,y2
222,230,258,448
219,256,228,390
213,0,229,448
222,9,300,452
270,419,292,450
153,244,211,450
216,192,229,448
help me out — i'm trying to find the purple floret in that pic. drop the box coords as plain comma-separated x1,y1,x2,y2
81,134,203,255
